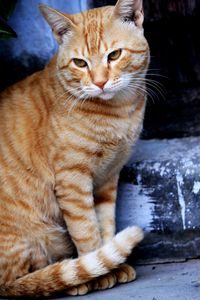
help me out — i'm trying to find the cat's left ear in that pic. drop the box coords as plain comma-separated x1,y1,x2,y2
39,4,76,44
114,0,144,28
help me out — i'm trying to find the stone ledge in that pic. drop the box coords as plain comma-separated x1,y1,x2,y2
117,137,200,263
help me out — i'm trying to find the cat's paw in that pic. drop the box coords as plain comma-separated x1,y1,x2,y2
113,263,136,283
92,272,117,290
65,282,92,296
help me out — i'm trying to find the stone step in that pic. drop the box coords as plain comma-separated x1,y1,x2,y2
117,137,200,264
62,260,200,300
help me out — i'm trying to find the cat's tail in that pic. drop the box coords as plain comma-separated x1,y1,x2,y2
0,226,143,298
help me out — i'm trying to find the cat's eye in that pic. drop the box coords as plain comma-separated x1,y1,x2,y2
108,49,122,62
73,58,88,68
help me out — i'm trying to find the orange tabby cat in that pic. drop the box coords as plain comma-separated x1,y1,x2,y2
0,0,149,297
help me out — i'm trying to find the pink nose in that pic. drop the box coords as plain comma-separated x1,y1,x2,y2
94,80,108,90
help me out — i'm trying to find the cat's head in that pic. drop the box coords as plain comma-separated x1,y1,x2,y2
40,0,149,101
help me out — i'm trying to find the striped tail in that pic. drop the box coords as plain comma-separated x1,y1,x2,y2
0,226,143,297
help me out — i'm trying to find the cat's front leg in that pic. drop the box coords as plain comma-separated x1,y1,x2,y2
94,176,137,290
55,170,101,256
94,176,118,244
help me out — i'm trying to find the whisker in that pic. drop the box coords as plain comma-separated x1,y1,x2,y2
134,79,166,97
136,79,166,100
126,83,156,104
122,72,166,102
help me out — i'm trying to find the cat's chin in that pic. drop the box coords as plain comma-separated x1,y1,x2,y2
98,92,115,100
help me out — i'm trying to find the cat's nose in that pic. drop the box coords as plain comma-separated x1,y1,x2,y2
94,79,108,90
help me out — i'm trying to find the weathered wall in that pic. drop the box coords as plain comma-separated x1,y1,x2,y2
118,137,200,263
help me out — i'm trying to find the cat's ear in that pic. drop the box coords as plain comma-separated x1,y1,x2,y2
39,4,76,44
114,0,144,28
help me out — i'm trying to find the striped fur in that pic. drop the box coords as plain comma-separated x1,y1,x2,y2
0,227,143,297
0,0,149,297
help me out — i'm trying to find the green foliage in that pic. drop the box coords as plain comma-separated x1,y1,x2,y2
0,0,17,38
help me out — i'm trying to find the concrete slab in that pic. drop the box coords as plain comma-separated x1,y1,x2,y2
58,259,200,300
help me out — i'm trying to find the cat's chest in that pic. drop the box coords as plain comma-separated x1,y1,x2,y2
54,100,144,185
93,127,133,186
92,108,144,185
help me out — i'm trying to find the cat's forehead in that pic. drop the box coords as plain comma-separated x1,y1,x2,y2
71,6,113,29
67,6,142,57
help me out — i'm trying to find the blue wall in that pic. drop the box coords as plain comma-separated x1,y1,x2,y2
0,0,88,90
